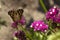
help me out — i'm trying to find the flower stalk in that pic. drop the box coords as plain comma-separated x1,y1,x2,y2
39,0,47,12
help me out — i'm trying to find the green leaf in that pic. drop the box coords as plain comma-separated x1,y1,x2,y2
13,37,18,40
57,23,60,26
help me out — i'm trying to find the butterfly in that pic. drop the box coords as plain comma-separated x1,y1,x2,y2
8,9,24,22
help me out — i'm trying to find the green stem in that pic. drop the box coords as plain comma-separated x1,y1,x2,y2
18,24,33,40
40,32,47,40
34,32,41,40
48,20,55,33
39,0,47,12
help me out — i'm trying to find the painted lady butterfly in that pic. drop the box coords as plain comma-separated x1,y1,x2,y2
8,9,24,22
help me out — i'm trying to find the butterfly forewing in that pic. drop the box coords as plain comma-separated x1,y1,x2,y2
8,10,15,21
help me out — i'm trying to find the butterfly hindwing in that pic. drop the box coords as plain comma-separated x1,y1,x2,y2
17,9,24,19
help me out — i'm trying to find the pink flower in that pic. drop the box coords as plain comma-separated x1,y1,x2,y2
11,16,25,28
49,6,58,14
11,22,18,28
46,11,56,21
30,20,48,32
13,31,26,40
54,14,60,23
18,16,25,25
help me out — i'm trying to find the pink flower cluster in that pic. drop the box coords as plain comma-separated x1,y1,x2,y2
46,6,60,23
30,20,48,32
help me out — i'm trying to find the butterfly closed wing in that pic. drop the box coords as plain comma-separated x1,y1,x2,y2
8,9,24,22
